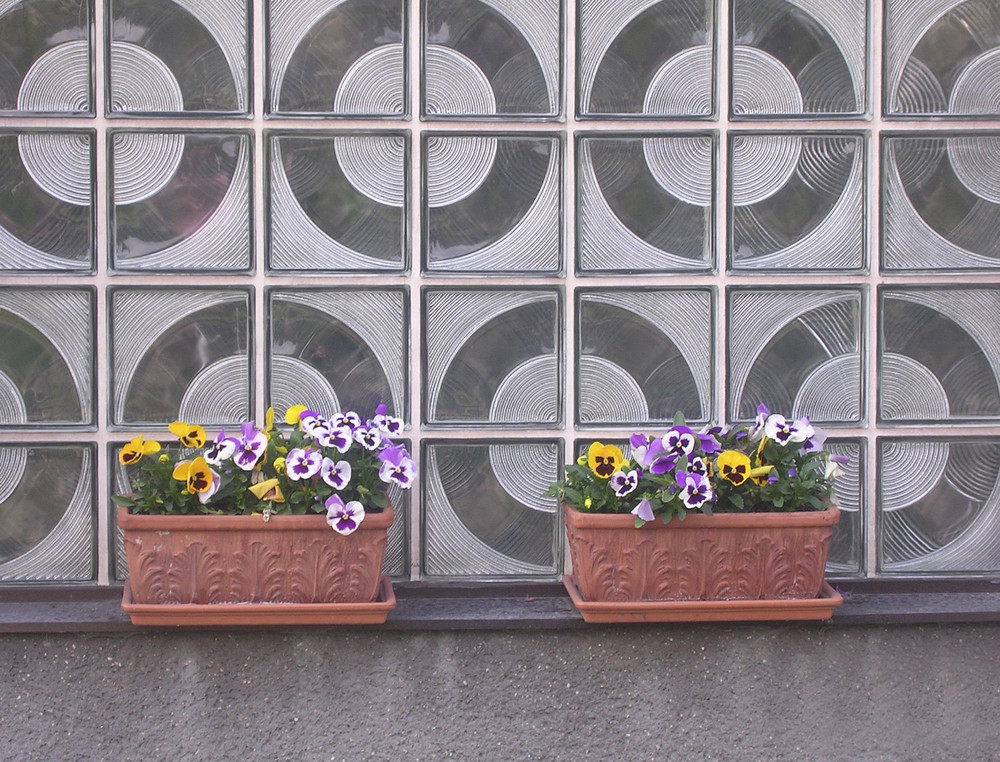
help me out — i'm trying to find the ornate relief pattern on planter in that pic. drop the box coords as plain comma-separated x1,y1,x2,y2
119,505,392,605
564,504,838,603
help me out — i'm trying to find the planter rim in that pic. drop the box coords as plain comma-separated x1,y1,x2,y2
563,503,839,529
117,503,394,532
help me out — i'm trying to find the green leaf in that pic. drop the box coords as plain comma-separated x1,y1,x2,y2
111,495,135,508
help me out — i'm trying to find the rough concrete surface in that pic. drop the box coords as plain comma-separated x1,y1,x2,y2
2,624,999,761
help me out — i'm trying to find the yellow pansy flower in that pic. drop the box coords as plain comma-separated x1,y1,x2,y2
119,436,161,466
168,421,206,449
717,450,752,486
587,442,624,479
285,405,308,426
171,457,214,494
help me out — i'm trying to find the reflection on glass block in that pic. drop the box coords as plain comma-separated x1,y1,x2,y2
109,0,249,114
578,0,713,117
424,135,562,273
577,290,712,425
883,135,1000,270
0,0,91,114
268,133,406,272
424,0,560,117
111,131,251,272
578,135,712,272
728,288,863,423
422,440,561,577
732,0,866,116
886,0,1000,116
268,289,407,419
730,133,864,270
110,288,250,426
880,289,1000,422
268,0,404,116
0,289,93,426
880,438,1000,572
424,135,560,273
0,444,94,581
826,439,862,575
0,131,93,271
424,289,560,425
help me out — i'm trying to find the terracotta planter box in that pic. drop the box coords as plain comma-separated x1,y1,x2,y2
118,504,394,626
563,504,842,623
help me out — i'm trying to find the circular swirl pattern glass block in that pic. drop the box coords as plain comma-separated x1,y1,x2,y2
578,135,713,273
883,134,1000,271
577,290,713,425
1,0,91,114
109,0,249,114
0,131,93,272
267,289,407,420
0,444,94,581
578,0,713,117
424,289,560,426
422,440,561,578
110,288,251,427
268,133,406,272
879,437,1000,572
728,288,863,423
886,0,1000,116
424,135,560,274
0,289,94,427
268,0,404,116
730,133,865,271
732,0,867,117
880,289,1000,422
111,131,251,272
825,439,863,575
424,0,560,117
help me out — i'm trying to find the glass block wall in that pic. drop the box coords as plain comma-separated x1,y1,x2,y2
1,0,999,585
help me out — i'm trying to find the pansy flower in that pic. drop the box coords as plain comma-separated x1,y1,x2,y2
631,498,655,523
662,426,698,458
587,442,624,479
763,414,810,446
372,404,404,437
331,411,362,429
326,494,365,535
234,421,268,471
610,469,638,497
677,471,713,510
119,435,161,466
204,429,238,466
824,453,849,480
717,450,752,485
748,404,770,441
354,424,383,451
378,443,416,488
321,457,351,490
172,456,216,495
687,456,710,478
286,448,322,481
169,421,206,449
317,423,352,453
248,477,285,503
800,421,827,454
284,405,308,426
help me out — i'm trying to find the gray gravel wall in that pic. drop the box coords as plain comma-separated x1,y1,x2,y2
2,624,999,761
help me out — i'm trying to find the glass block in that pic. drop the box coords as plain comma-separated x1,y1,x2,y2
110,443,409,579
880,288,1000,422
110,131,251,272
424,289,561,426
110,288,251,427
424,134,560,274
0,444,94,581
577,134,713,273
267,289,408,419
883,134,1000,271
267,132,406,272
0,0,91,114
577,289,713,425
0,131,93,272
730,133,865,271
886,0,1000,117
728,288,864,423
109,0,249,115
267,0,404,116
879,437,1000,573
422,440,562,578
423,0,561,118
732,0,867,117
826,439,863,575
0,288,94,426
578,0,713,118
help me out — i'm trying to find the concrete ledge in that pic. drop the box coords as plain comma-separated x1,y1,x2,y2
5,579,1000,631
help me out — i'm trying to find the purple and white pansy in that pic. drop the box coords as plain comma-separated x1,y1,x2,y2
378,443,417,489
321,457,351,490
286,448,322,481
325,494,365,535
610,469,638,497
234,421,268,471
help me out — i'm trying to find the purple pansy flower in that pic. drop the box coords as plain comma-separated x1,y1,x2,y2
631,498,655,523
286,448,322,481
321,457,351,490
317,423,353,453
763,414,810,446
372,404,404,436
325,494,365,535
677,471,713,510
204,428,238,466
610,469,638,497
800,422,827,454
354,424,383,451
331,411,362,429
748,404,770,441
662,426,698,458
233,422,267,471
378,443,416,488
